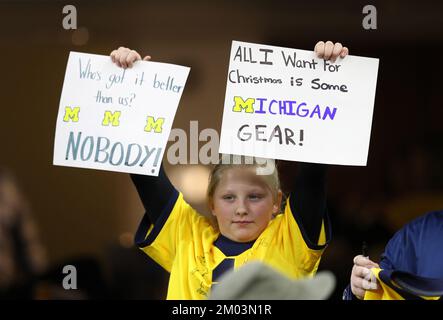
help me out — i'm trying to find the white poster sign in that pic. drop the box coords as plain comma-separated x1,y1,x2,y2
219,41,379,166
53,52,189,176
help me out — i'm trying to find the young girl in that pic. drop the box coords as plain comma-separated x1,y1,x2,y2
111,41,348,299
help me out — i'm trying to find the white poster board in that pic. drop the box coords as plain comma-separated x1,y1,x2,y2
219,41,379,166
53,52,190,176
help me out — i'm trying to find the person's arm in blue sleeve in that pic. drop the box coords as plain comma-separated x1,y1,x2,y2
130,163,177,225
289,163,329,247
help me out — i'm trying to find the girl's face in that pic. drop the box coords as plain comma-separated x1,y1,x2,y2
210,167,282,243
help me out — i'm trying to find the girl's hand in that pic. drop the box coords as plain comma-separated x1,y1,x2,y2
314,41,349,63
110,47,151,68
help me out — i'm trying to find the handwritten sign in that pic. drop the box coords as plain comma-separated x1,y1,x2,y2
219,41,379,166
53,52,190,175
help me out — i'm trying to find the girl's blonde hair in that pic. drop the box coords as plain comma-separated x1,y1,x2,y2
207,155,281,208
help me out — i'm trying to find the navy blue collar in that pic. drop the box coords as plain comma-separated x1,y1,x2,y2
214,234,255,256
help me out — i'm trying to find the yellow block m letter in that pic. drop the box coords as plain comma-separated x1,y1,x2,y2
144,116,165,133
102,111,121,126
63,107,80,122
233,96,255,113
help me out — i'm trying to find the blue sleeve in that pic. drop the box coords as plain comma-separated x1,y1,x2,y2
379,217,420,273
380,211,443,278
130,164,177,224
379,229,404,271
342,284,359,300
289,163,328,247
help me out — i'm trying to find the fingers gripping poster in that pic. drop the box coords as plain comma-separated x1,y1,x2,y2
219,41,379,166
53,52,190,176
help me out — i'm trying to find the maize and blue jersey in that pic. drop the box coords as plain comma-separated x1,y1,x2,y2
131,163,330,299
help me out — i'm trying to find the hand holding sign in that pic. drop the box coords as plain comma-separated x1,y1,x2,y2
219,40,378,166
314,41,349,62
53,51,190,176
110,47,152,68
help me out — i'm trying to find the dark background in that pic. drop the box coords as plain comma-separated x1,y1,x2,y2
1,0,443,299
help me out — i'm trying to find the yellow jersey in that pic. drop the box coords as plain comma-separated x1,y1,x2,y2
136,192,330,300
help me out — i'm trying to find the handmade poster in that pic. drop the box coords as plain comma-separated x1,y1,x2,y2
219,41,379,166
53,52,190,176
